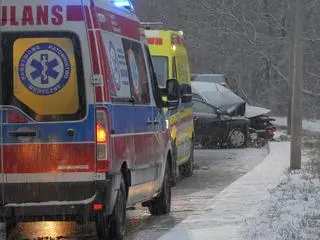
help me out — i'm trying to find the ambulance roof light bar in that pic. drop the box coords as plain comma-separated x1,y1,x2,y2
109,0,135,13
141,21,164,30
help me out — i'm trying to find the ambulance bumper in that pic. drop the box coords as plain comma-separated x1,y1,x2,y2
0,173,120,222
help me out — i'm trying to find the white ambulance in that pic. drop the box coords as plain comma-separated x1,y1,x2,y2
0,0,179,239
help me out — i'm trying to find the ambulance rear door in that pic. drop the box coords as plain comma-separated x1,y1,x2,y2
0,1,97,204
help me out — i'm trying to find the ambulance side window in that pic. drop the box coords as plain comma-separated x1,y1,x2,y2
101,32,132,102
144,44,162,106
122,39,150,105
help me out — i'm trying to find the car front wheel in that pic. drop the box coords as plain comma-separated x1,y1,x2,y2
228,128,246,148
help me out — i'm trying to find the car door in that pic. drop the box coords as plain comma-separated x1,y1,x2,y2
144,44,167,193
122,38,156,202
192,99,226,145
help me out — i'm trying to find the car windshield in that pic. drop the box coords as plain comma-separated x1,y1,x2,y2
151,56,168,88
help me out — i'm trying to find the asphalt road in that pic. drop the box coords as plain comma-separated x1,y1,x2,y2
5,147,268,240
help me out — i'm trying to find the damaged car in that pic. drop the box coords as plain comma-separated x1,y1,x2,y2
192,83,249,149
191,81,276,148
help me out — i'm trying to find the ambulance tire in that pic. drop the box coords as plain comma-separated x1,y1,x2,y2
171,141,178,186
96,176,127,240
148,160,171,216
5,221,17,239
180,139,194,177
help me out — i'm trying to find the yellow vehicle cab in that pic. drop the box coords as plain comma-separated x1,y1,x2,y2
144,27,194,183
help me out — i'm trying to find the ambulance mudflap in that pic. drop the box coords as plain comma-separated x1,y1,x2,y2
0,32,96,205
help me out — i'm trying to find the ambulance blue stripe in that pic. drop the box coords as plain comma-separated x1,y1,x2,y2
2,106,96,144
1,103,167,144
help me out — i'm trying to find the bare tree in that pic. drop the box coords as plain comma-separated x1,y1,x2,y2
137,0,320,118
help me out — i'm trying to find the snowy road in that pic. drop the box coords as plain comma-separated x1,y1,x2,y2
5,148,268,240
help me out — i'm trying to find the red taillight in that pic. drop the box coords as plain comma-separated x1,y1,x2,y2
93,203,103,211
96,108,110,173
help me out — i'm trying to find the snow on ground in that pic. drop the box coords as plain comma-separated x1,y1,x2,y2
159,142,290,240
243,165,320,240
274,117,320,133
159,119,320,240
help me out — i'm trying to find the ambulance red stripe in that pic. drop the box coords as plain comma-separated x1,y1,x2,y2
84,5,93,29
90,0,99,28
87,30,103,102
88,31,99,74
94,7,140,40
96,30,110,101
3,144,95,174
95,86,104,103
66,5,84,21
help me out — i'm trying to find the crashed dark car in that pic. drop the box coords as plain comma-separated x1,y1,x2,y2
191,83,249,149
191,81,275,147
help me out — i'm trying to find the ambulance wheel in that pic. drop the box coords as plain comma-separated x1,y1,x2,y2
180,139,194,177
171,141,178,186
5,221,17,239
95,176,127,240
148,160,171,215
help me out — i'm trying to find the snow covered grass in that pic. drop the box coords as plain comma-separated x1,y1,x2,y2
303,134,320,178
273,117,320,133
244,170,320,240
243,136,320,240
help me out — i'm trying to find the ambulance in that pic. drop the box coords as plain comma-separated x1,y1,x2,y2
144,26,194,184
0,1,180,239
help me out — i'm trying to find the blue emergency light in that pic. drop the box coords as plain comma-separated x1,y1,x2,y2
111,0,135,12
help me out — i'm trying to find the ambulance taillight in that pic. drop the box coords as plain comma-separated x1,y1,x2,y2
96,108,110,172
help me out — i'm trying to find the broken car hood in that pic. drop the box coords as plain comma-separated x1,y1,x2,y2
245,105,271,118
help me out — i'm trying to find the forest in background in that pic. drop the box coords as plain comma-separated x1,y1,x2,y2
136,0,320,118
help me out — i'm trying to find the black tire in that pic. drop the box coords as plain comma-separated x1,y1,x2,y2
96,176,127,240
6,221,17,239
148,160,171,216
228,128,246,148
171,141,178,186
180,139,194,177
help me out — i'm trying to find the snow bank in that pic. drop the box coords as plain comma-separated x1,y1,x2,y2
274,117,320,133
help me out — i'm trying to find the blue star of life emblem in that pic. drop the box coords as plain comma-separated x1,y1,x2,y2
18,43,71,96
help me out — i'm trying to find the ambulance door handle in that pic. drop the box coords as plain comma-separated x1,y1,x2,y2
67,128,76,137
9,130,36,137
153,120,160,125
146,120,160,125
146,120,154,125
